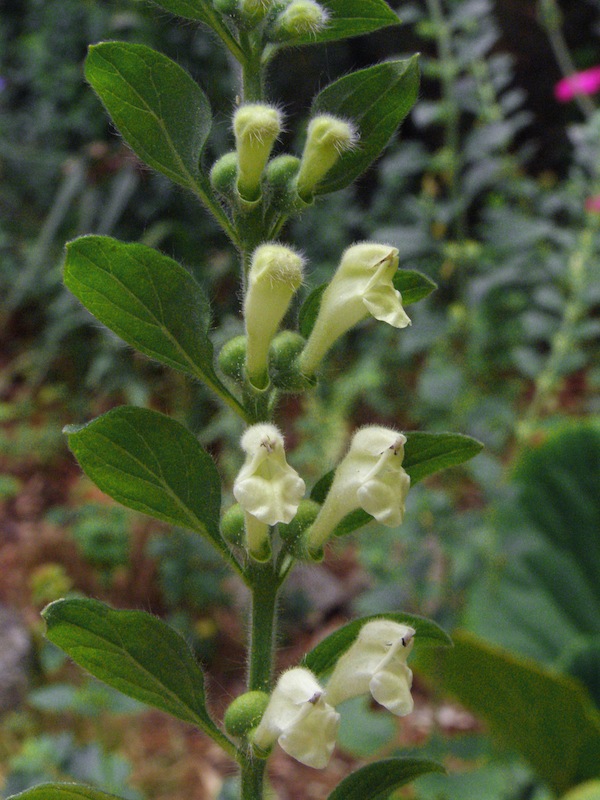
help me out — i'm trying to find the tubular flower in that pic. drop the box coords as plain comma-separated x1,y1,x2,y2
244,243,304,389
233,424,305,527
555,66,600,102
252,667,340,768
234,104,283,201
295,114,358,200
325,620,415,715
306,426,410,553
299,243,410,377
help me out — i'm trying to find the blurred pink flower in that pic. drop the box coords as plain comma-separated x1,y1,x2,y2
585,196,600,213
555,66,600,102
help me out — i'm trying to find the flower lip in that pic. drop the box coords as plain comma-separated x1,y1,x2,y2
233,424,305,526
251,667,340,769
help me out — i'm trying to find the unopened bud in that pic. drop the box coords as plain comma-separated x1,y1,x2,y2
279,498,321,558
210,152,238,200
269,331,315,393
296,115,358,200
224,691,270,737
270,0,329,41
218,335,247,382
220,503,246,547
244,244,304,389
234,104,283,201
239,0,272,25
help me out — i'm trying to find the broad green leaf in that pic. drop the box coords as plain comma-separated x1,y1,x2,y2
85,42,210,190
402,431,483,484
299,269,437,338
149,0,216,25
7,785,124,800
43,598,226,744
291,0,400,44
466,421,600,704
312,57,419,194
303,612,451,677
418,630,600,795
64,236,237,407
327,758,445,800
65,406,225,554
561,781,600,800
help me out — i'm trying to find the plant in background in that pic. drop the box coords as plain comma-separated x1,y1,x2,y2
5,0,486,798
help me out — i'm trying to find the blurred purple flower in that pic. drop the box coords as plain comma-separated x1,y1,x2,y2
555,66,600,102
585,196,600,213
0,76,6,92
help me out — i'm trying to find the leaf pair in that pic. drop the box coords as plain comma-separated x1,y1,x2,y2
85,41,419,206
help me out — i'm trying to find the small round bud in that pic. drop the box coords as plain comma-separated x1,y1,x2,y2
264,155,309,213
224,690,270,737
218,336,247,382
210,152,238,199
279,499,321,558
220,504,246,547
269,331,315,393
270,0,329,41
239,0,272,25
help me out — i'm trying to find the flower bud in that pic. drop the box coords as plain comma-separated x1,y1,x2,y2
270,0,329,41
252,667,340,768
210,152,238,201
325,620,415,716
264,154,305,212
234,104,283,201
305,426,410,553
269,331,315,393
239,0,272,25
218,335,247,382
244,244,304,389
279,498,321,557
296,115,358,201
299,243,410,377
220,503,246,547
224,690,271,737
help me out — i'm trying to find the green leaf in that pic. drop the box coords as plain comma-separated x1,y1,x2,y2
6,785,124,800
64,236,239,409
299,269,436,339
561,781,600,800
291,0,400,44
303,612,451,678
402,431,484,484
149,0,217,25
418,630,600,795
327,758,445,800
85,42,211,190
466,421,600,704
311,57,419,194
65,406,224,553
43,598,228,745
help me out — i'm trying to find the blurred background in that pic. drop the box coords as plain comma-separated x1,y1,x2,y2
0,0,599,798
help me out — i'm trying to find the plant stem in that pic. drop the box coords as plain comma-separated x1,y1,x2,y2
240,756,267,800
247,562,279,692
239,31,264,102
518,222,595,439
